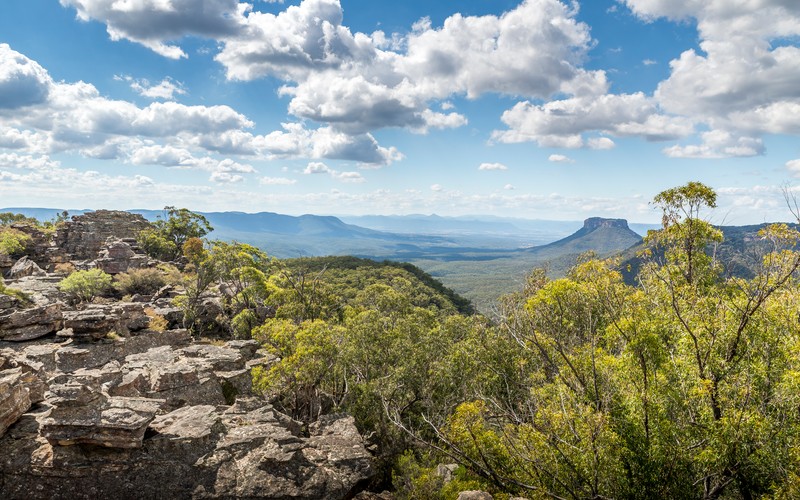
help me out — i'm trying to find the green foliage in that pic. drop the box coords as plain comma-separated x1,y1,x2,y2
138,206,212,261
114,268,166,295
0,212,41,226
59,269,113,303
0,227,32,258
383,182,800,499
0,278,31,304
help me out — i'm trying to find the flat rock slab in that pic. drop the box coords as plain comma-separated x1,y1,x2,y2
41,385,163,449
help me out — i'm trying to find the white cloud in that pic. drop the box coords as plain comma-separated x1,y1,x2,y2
0,44,52,109
493,92,693,148
548,154,574,163
260,176,297,185
333,171,365,183
127,143,255,182
304,161,331,174
302,161,365,182
504,184,515,190
663,130,764,159
787,159,800,177
59,0,247,59
621,0,800,157
478,162,508,171
263,123,402,166
430,184,443,192
214,0,602,137
0,153,60,170
588,137,615,150
643,59,657,66
128,77,186,100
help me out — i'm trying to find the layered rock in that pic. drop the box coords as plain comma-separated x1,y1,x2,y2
0,331,373,499
0,369,32,437
0,301,62,342
57,302,149,341
41,383,162,448
94,237,149,275
7,256,46,279
51,210,150,262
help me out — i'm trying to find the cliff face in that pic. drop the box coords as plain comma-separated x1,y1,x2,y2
582,217,631,231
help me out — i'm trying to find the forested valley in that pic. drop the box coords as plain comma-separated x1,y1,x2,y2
4,182,800,499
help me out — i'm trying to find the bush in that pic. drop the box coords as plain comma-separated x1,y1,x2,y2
59,269,113,303
0,228,32,258
144,307,169,332
115,268,166,296
0,278,31,304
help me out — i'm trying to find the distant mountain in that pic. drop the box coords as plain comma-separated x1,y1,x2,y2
528,217,643,258
0,207,647,311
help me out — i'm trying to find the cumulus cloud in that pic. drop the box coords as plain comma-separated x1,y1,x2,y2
663,130,764,159
786,159,800,177
0,153,60,170
302,161,365,183
0,44,52,109
214,0,602,136
493,92,693,148
263,123,402,166
548,154,574,163
127,144,255,182
587,137,615,150
120,76,187,100
478,162,508,171
620,0,800,157
59,0,247,59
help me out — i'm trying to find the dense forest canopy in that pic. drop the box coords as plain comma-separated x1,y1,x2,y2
3,181,800,498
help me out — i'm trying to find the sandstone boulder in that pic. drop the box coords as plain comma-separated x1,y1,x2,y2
41,382,163,448
7,256,46,279
95,237,149,275
0,302,62,341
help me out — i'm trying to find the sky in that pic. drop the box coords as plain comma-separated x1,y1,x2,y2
0,0,799,224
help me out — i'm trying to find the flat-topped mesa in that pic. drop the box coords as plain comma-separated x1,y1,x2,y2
583,217,630,231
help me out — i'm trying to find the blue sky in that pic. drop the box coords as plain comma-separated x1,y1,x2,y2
0,0,799,224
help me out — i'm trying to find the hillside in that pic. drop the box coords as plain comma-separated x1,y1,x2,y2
410,217,643,313
619,222,796,284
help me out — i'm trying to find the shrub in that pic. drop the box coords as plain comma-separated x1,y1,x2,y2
59,269,113,303
0,278,31,304
115,268,166,296
0,228,32,258
53,262,76,275
144,307,169,332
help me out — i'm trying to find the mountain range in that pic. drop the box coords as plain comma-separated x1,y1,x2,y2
2,207,655,311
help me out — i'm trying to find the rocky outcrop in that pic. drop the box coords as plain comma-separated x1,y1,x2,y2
0,301,62,342
7,256,46,279
8,223,52,265
0,369,32,437
52,210,150,262
58,302,149,341
95,237,150,274
0,331,374,499
41,382,162,448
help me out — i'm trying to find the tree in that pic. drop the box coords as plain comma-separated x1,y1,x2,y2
387,182,800,499
138,207,212,261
